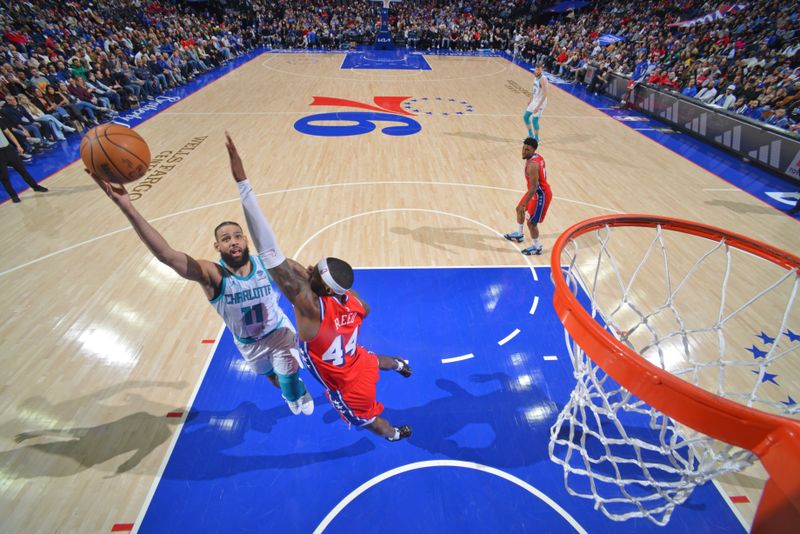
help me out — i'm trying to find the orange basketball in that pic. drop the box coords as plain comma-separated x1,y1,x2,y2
80,124,151,184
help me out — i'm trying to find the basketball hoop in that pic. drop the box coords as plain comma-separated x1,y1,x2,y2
549,215,800,532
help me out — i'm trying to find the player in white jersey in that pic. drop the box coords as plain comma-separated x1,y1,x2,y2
88,171,314,417
524,65,548,142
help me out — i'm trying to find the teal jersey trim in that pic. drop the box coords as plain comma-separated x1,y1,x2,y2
208,269,227,303
219,256,258,281
234,315,285,344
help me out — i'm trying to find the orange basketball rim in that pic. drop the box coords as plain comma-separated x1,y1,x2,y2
550,214,800,533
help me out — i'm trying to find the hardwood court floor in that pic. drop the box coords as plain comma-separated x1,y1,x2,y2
0,52,797,532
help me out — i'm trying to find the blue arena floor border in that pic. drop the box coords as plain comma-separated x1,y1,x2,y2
341,50,432,70
138,266,744,534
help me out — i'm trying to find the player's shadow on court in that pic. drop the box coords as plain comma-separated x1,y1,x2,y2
378,374,557,467
161,398,375,481
391,226,511,253
3,382,188,478
704,198,776,215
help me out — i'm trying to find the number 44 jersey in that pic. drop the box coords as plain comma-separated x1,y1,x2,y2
301,292,369,391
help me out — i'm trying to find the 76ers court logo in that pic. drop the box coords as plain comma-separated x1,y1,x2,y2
293,96,421,137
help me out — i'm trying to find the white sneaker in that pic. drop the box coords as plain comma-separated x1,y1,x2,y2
298,391,314,415
284,396,302,415
285,391,314,415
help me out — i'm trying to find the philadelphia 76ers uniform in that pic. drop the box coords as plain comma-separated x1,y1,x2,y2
299,292,382,426
209,256,300,376
518,153,552,223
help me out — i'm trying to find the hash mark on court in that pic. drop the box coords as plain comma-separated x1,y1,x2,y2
498,329,521,346
441,354,475,364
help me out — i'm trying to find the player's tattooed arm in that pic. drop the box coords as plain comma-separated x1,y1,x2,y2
269,260,320,319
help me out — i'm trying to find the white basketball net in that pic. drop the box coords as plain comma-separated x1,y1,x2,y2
549,223,799,526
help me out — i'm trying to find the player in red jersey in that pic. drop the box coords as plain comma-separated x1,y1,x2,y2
503,137,552,255
225,133,413,442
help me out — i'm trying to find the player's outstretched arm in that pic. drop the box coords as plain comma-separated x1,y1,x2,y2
225,132,286,265
224,133,321,324
90,171,219,294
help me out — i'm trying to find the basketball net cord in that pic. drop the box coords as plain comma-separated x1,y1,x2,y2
549,224,799,526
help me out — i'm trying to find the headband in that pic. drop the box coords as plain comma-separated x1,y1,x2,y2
317,258,347,295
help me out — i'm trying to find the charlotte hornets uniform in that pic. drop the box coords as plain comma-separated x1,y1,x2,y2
210,255,300,376
526,74,548,115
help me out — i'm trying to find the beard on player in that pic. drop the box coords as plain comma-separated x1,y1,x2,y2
220,245,250,269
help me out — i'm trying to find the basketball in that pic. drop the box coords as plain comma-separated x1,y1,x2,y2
80,124,151,184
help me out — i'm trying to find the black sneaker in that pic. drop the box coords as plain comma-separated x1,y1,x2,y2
33,185,48,192
11,197,21,203
387,425,412,442
394,358,412,378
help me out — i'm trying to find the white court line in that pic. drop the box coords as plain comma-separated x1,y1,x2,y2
441,353,475,364
133,324,226,533
529,296,539,315
543,355,559,361
0,181,619,278
703,188,742,192
312,460,587,534
498,328,521,346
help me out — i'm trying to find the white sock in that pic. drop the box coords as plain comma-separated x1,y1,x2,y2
395,359,405,371
391,427,400,440
517,224,524,234
532,238,541,247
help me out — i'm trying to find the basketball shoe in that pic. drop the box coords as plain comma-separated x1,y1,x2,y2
393,358,412,378
503,231,524,243
285,390,314,416
521,245,543,255
387,425,413,442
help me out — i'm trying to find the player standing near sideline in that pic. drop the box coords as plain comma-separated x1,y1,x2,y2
504,137,552,255
524,65,548,142
88,171,314,416
225,133,413,442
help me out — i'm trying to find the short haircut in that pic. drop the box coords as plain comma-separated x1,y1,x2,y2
326,257,354,291
214,221,242,240
524,137,538,151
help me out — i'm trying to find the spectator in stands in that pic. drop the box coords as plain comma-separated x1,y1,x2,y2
17,94,75,141
766,108,791,130
711,85,737,110
682,79,699,98
733,98,751,116
696,80,719,104
85,71,124,111
588,62,611,95
2,94,54,145
744,99,767,121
